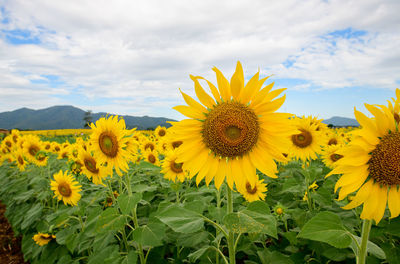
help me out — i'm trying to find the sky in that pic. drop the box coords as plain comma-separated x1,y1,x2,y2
0,0,399,121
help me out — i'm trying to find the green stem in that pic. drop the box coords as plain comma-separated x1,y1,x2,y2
357,219,372,264
226,187,235,264
216,188,221,264
133,204,145,264
210,246,229,264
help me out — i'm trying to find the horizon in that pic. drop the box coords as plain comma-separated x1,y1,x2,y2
0,1,399,120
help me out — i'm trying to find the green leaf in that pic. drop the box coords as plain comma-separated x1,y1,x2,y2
223,211,277,238
121,251,138,264
21,203,43,230
349,236,386,259
247,200,271,214
187,246,212,262
298,211,352,248
95,207,126,232
257,249,294,264
118,193,142,215
177,231,209,247
155,204,204,233
132,221,165,247
87,245,120,264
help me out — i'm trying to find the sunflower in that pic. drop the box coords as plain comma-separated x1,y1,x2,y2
33,233,56,246
2,135,14,151
140,139,157,153
161,150,189,182
22,135,43,163
322,144,344,169
50,170,82,206
78,148,111,185
10,129,20,145
327,93,400,224
238,178,268,202
171,62,293,190
155,126,168,138
90,116,130,176
13,149,27,171
287,116,324,161
143,150,160,166
323,131,344,146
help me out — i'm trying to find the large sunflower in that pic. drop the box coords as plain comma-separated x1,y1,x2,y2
78,148,111,185
90,116,130,176
327,93,400,224
171,62,294,190
50,170,82,206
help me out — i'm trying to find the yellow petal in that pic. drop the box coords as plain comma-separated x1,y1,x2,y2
354,108,378,134
334,168,368,193
360,183,380,220
388,186,400,218
213,66,231,101
249,147,277,179
365,104,389,136
337,173,368,200
184,149,209,176
230,61,244,100
179,89,207,113
190,75,216,109
239,72,261,103
225,159,234,190
205,156,219,186
262,88,287,103
214,159,227,189
196,77,221,102
173,105,204,119
196,155,212,185
342,180,373,209
242,155,258,185
254,95,286,115
250,82,274,107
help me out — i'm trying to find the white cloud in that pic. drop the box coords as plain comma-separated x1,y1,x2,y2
0,0,399,119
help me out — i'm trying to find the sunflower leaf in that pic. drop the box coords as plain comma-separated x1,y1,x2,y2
223,211,277,238
349,236,386,259
118,193,142,215
298,211,352,248
155,204,204,233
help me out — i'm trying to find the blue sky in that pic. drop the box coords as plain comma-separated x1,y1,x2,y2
0,0,399,121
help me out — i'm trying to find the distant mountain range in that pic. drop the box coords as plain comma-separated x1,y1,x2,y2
322,116,359,127
0,106,176,130
0,105,359,130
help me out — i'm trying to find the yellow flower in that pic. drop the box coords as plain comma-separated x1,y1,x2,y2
78,147,111,185
322,144,344,169
288,116,324,161
161,150,189,182
171,62,293,190
238,179,268,202
90,116,130,176
13,149,27,171
303,191,308,201
309,181,318,191
155,126,168,138
143,150,160,166
22,135,43,163
33,233,56,246
327,90,400,224
50,170,82,206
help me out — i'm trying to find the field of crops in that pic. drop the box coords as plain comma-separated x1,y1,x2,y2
0,64,399,264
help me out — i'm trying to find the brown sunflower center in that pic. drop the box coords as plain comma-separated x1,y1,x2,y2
45,144,51,150
58,182,72,197
292,129,313,148
148,153,156,164
36,153,46,161
328,138,338,145
12,135,18,143
55,146,60,152
170,160,183,173
245,182,258,194
172,141,183,149
144,143,155,151
99,132,119,157
330,153,343,162
368,132,400,185
18,156,24,165
84,157,99,174
5,141,11,148
29,145,39,157
40,235,52,241
158,129,166,137
202,102,259,158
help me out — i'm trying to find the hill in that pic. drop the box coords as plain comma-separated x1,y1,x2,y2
322,116,359,127
0,105,175,130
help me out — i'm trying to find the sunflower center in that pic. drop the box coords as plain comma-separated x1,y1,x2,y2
99,132,119,157
55,146,60,152
158,130,166,137
368,132,400,185
276,207,283,215
18,156,24,165
84,157,99,174
12,135,18,143
148,154,156,164
29,145,39,156
328,138,338,145
170,161,183,173
5,141,11,148
37,153,46,161
292,129,313,148
40,235,52,241
58,182,72,197
202,102,259,158
144,143,155,151
245,182,258,194
330,153,343,162
172,141,183,149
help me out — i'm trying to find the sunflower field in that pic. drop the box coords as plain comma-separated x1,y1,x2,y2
0,62,400,264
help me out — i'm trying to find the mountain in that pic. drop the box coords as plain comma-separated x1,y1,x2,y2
322,116,359,127
0,105,176,130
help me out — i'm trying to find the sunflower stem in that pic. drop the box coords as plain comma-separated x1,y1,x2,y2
133,204,145,264
226,186,236,264
357,219,372,264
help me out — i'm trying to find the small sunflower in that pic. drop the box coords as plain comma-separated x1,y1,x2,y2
327,92,400,224
322,144,344,169
238,179,268,202
78,148,110,185
171,62,294,190
13,149,27,171
50,170,82,206
155,126,168,138
33,233,56,246
287,116,323,161
90,116,130,176
143,150,160,166
161,150,189,182
22,135,43,163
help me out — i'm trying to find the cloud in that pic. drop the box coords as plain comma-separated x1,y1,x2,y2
0,0,399,119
